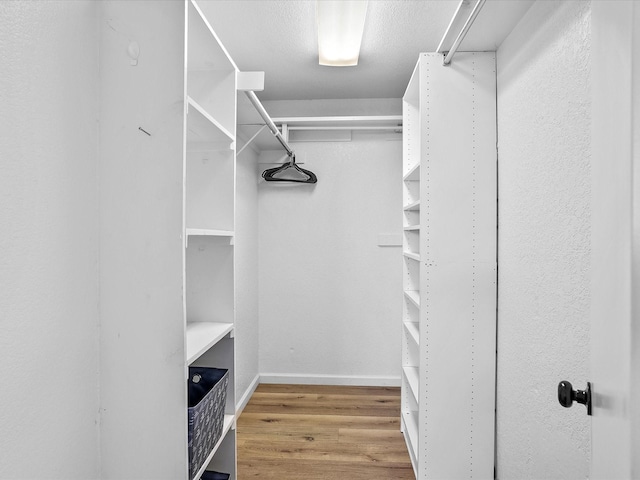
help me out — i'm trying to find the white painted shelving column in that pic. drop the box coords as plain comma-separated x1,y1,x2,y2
401,52,497,479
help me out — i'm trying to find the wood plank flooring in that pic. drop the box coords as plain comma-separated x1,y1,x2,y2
237,384,415,479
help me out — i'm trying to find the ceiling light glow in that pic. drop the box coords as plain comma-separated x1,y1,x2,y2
316,0,368,67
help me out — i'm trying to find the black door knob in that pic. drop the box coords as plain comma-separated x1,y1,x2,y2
558,381,592,416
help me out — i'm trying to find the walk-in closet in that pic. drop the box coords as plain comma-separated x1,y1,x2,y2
1,1,638,479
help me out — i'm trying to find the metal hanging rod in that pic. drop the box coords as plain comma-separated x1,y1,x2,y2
244,90,294,158
287,126,402,132
240,115,402,128
271,115,402,125
436,0,486,66
238,113,402,152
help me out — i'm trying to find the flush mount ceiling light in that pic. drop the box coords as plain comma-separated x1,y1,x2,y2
316,0,368,66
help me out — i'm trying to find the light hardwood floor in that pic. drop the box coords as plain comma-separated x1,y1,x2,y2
237,384,415,479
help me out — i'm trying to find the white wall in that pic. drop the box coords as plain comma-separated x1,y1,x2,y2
0,2,100,478
258,137,402,384
496,1,591,478
235,147,260,406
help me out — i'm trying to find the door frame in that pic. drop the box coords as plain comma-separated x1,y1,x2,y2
590,1,639,477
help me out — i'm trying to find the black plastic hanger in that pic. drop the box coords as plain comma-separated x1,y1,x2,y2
262,154,317,184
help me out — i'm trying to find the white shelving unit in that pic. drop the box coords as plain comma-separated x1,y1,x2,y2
185,1,238,478
97,1,239,478
401,52,497,479
401,61,421,471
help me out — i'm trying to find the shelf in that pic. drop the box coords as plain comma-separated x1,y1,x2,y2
404,321,419,346
403,225,420,231
403,163,420,181
403,252,420,262
187,97,235,146
188,0,237,72
402,410,419,463
403,366,419,403
403,200,420,211
186,229,234,247
186,228,234,238
186,322,234,365
192,414,235,480
404,58,420,107
404,290,420,308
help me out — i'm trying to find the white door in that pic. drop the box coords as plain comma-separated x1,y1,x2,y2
587,1,639,478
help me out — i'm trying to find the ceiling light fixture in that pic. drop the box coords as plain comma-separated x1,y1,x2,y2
316,0,368,67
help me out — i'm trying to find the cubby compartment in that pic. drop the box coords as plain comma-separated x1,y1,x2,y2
186,237,234,324
186,148,235,233
404,291,419,319
401,364,419,466
187,99,235,147
403,254,420,294
190,336,236,480
403,228,420,255
403,206,420,228
403,79,420,181
403,297,419,348
403,176,420,208
192,336,236,418
201,431,236,480
187,0,236,138
401,355,418,469
403,330,419,369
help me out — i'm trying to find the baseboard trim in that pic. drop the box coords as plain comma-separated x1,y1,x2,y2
236,373,260,416
258,373,401,387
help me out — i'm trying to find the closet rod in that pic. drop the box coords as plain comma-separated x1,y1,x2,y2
244,91,294,158
438,0,486,66
271,115,402,125
287,126,402,132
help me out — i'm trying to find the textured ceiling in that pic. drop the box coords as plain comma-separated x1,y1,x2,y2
198,0,534,101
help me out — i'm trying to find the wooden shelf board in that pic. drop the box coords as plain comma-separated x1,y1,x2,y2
403,225,420,231
187,96,235,145
403,163,420,181
404,290,420,308
186,322,234,365
403,252,420,262
192,414,235,480
403,200,420,211
404,321,419,346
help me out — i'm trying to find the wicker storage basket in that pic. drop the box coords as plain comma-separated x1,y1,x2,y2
188,367,229,479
